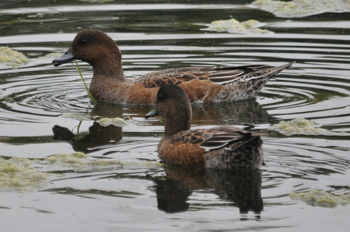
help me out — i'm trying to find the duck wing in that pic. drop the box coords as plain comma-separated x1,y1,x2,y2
171,127,252,152
199,127,254,152
141,67,211,88
209,62,294,85
140,62,294,88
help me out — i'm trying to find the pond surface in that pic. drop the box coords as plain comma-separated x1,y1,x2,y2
0,0,350,231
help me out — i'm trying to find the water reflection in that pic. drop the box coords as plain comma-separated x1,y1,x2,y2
192,99,274,126
52,122,122,154
52,102,126,153
154,166,263,215
90,95,272,126
52,99,272,154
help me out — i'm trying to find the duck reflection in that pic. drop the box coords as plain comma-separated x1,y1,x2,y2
192,99,274,126
154,165,263,215
52,102,127,153
52,122,122,153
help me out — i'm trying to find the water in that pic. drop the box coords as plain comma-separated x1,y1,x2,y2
0,0,350,231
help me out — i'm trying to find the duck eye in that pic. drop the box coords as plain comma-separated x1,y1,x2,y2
78,39,87,45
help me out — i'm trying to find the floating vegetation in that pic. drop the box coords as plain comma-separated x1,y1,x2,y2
251,0,350,18
61,113,128,127
204,18,271,34
98,117,128,127
0,152,161,192
0,19,21,26
270,117,330,136
61,112,92,121
44,152,161,170
0,46,29,68
290,190,350,208
0,157,49,190
45,152,123,168
31,52,63,61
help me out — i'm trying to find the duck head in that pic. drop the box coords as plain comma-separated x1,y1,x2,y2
146,84,192,136
52,29,124,79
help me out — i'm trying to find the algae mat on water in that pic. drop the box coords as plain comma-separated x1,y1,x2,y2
204,18,271,34
0,47,29,68
251,0,350,18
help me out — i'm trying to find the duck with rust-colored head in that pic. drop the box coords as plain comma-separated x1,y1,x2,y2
145,84,264,169
53,29,294,104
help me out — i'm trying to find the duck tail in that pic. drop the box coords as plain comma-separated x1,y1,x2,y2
229,62,294,100
224,135,264,169
269,61,295,76
245,61,295,82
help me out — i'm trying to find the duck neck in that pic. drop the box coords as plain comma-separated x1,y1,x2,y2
164,106,192,137
92,48,126,82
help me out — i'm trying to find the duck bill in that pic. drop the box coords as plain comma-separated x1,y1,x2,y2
52,48,75,67
145,109,158,119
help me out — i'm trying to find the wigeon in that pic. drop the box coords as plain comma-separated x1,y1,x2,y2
145,84,264,169
52,29,294,104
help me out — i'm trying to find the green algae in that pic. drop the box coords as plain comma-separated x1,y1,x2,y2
0,19,21,26
0,152,162,192
0,46,29,68
45,152,89,167
45,152,123,168
251,0,350,18
205,18,271,34
0,157,49,190
270,117,330,136
290,190,350,207
98,117,128,127
61,112,92,121
44,152,162,170
61,112,128,127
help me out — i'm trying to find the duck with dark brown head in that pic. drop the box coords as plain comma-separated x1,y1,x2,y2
145,84,264,169
53,29,294,104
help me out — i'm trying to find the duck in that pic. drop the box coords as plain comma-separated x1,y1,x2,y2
145,84,264,169
52,29,294,104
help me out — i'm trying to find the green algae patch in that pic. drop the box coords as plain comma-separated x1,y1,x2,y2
0,153,160,192
45,152,89,167
205,18,271,34
0,157,49,190
61,112,92,121
0,19,21,26
0,46,29,68
32,52,63,61
270,117,330,136
45,152,163,170
45,152,122,168
44,152,162,169
98,117,128,127
290,190,350,208
61,113,128,127
251,0,350,18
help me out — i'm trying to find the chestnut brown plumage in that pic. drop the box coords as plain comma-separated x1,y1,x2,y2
53,29,294,104
146,84,264,169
